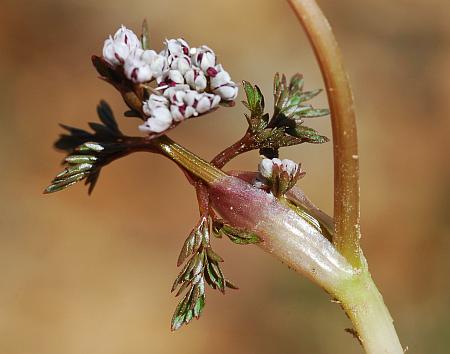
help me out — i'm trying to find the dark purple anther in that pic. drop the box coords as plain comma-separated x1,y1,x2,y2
206,67,218,77
131,68,138,80
179,104,187,115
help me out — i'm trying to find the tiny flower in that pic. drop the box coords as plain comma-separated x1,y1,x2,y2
124,49,153,83
195,93,221,113
124,49,168,83
139,106,173,133
185,67,207,92
259,158,280,179
164,85,189,101
258,158,300,179
170,104,196,122
256,158,304,197
281,159,299,176
191,45,216,73
103,37,129,66
114,25,141,50
214,85,239,101
168,54,192,75
210,65,239,101
142,50,167,78
102,26,141,66
165,38,190,56
143,94,169,116
158,70,186,88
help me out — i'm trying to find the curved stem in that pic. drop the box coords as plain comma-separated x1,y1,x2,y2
210,132,252,168
287,0,362,268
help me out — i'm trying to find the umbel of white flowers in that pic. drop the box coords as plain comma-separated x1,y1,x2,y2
102,26,239,134
253,157,303,193
259,158,300,179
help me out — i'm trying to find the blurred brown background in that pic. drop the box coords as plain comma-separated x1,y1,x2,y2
0,0,449,353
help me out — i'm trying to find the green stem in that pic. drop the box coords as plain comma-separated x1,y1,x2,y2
336,268,404,354
287,0,362,268
153,135,226,183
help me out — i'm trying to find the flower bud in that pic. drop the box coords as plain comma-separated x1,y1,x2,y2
114,25,141,51
257,158,304,196
124,49,152,83
259,158,277,179
191,45,216,73
168,54,192,75
165,38,190,56
142,50,167,78
170,104,196,122
143,94,169,116
210,67,238,101
281,159,299,176
139,106,173,133
102,26,141,66
213,85,238,101
185,68,207,92
259,158,299,179
168,70,185,85
124,49,168,83
195,93,221,114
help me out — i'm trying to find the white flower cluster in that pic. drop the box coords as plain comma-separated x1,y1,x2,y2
102,26,238,134
254,158,303,195
259,158,299,179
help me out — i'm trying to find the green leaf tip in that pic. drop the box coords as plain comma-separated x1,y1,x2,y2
213,219,261,245
141,19,150,50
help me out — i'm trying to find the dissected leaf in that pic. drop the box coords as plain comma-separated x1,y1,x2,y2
286,125,329,144
215,222,261,245
242,81,267,132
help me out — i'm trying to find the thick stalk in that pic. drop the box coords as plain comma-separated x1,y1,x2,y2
133,136,403,353
208,175,355,291
287,0,362,267
153,135,226,183
336,270,405,354
208,175,403,354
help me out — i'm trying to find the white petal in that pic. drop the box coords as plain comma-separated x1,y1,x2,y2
153,107,173,123
184,91,197,106
214,85,238,101
168,70,184,84
196,96,211,114
195,74,207,91
146,117,172,133
170,105,184,122
184,106,196,118
210,70,231,88
139,106,172,133
259,159,274,179
281,159,298,176
211,95,221,107
272,158,282,166
113,26,141,51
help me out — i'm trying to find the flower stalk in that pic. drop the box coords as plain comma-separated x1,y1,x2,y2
287,0,362,268
153,135,226,183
